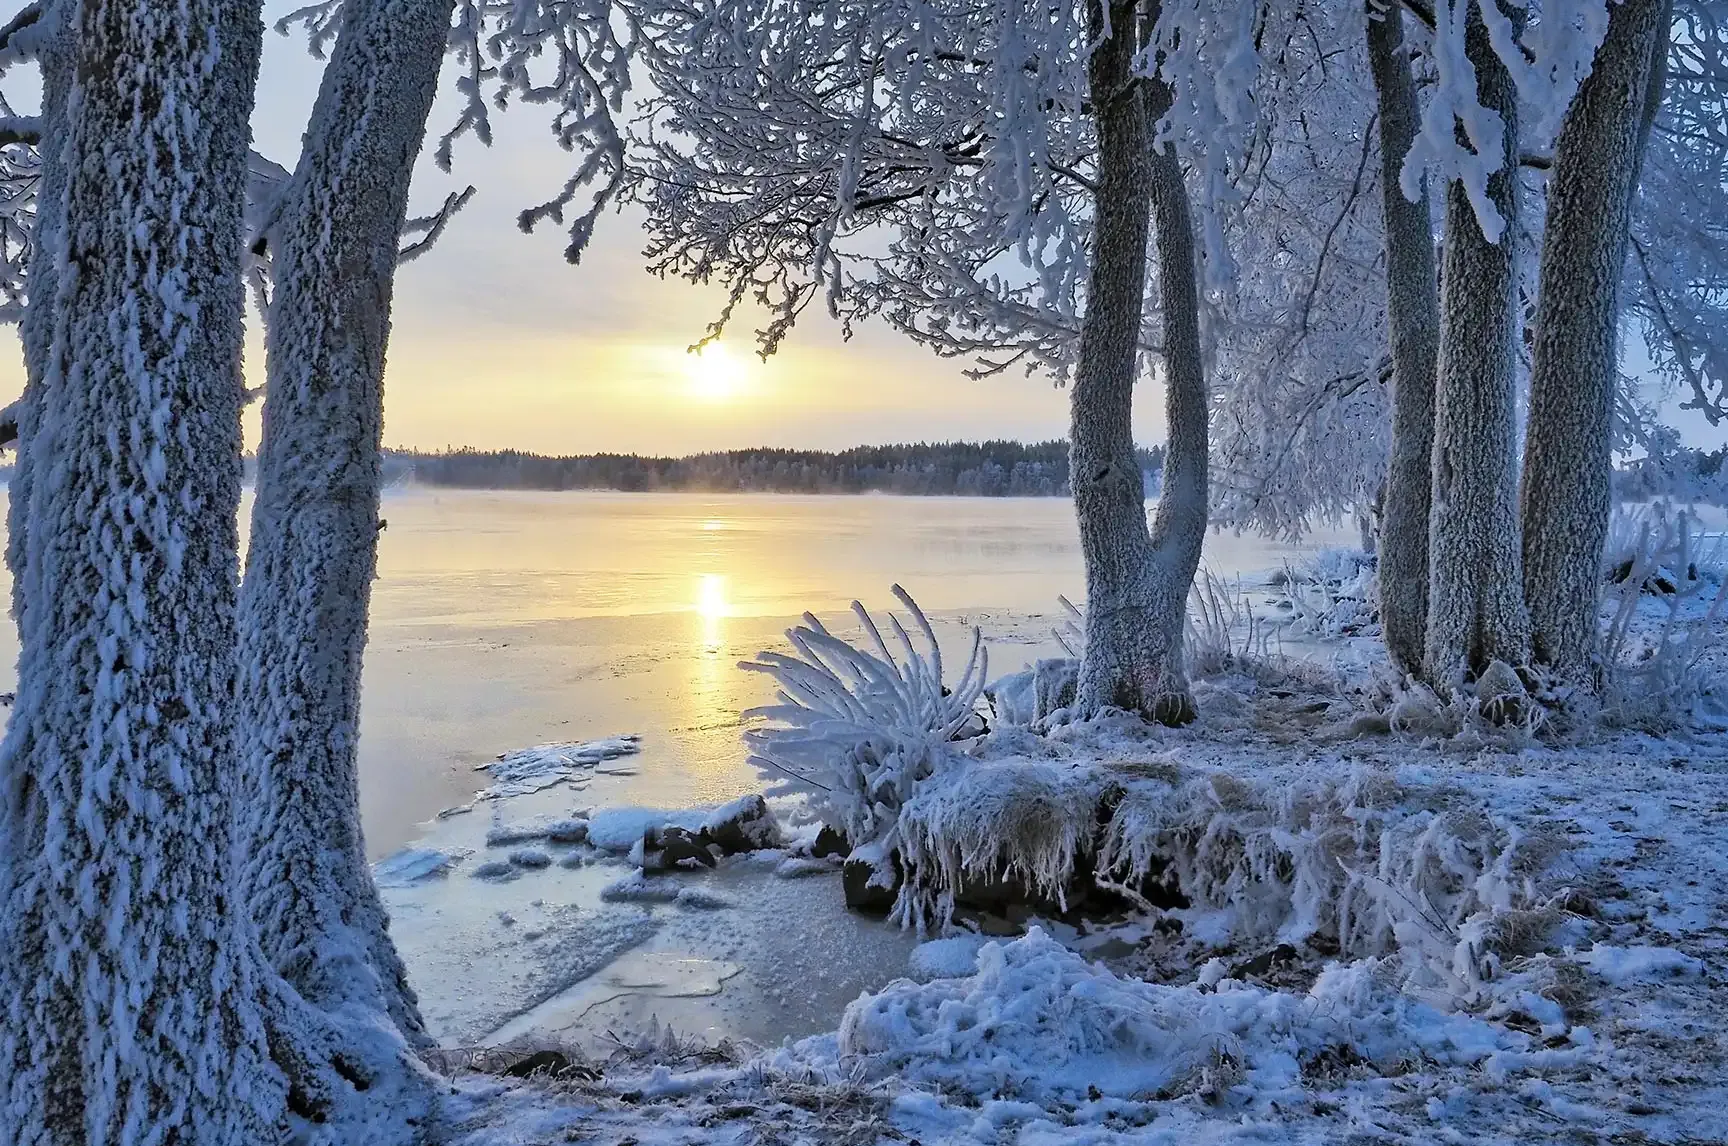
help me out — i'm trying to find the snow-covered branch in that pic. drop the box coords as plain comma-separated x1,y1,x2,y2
397,183,474,263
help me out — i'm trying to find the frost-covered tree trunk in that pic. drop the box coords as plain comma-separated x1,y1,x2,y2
1423,1,1532,688
1365,1,1439,679
1520,0,1670,682
1139,21,1210,720
238,0,452,1059
1071,0,1199,726
0,0,288,1138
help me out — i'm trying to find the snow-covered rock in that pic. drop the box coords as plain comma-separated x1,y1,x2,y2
699,794,783,853
509,849,553,870
586,806,706,853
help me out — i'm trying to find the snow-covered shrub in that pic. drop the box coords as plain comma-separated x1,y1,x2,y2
1268,548,1380,638
738,585,987,850
879,743,1564,996
1599,504,1727,730
834,928,1554,1108
1367,670,1552,744
1602,502,1726,586
1186,568,1277,676
891,757,1107,932
1098,768,1564,1000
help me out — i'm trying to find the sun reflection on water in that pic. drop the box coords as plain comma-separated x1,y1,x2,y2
695,573,730,654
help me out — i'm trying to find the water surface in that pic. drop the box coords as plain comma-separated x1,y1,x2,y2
0,488,1353,855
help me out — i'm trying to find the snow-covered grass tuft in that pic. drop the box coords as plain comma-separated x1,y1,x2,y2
1599,503,1727,731
739,585,986,850
880,739,1565,996
1268,547,1380,638
1186,568,1278,677
1098,767,1563,999
891,756,1105,932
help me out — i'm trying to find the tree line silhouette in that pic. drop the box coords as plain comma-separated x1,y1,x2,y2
386,441,1167,496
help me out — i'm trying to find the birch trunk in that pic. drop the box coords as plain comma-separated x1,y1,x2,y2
1423,1,1532,688
0,0,286,1137
1520,0,1670,682
1071,0,1199,725
238,0,453,1060
1365,2,1439,679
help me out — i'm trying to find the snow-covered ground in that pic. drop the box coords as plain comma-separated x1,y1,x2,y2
418,707,1728,1144
374,536,1727,1144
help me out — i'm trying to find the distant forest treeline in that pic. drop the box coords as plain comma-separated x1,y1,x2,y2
384,441,1167,497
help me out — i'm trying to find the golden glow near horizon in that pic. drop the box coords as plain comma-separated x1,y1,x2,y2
683,342,749,402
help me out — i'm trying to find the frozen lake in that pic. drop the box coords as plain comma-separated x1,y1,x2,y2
351,489,1362,855
0,487,1356,856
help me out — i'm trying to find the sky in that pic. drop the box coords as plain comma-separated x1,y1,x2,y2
248,16,1109,456
0,12,1716,458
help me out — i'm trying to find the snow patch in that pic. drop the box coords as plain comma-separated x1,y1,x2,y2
1578,943,1704,984
830,928,1545,1108
478,735,642,799
908,934,990,980
373,847,467,886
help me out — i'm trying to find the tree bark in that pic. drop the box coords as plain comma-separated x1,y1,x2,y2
1365,1,1440,679
1423,1,1532,689
1070,0,1201,725
0,0,285,1137
1141,23,1210,720
239,0,454,1074
1520,0,1671,682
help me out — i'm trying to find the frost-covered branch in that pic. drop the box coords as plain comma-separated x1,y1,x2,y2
397,182,474,263
436,0,635,263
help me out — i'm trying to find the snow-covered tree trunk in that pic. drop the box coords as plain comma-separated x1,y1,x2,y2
1423,1,1532,688
1365,1,1439,679
238,0,452,1062
1138,20,1210,721
0,0,288,1138
1520,0,1671,682
1071,0,1197,726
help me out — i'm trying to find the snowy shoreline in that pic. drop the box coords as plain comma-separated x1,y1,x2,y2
397,708,1728,1144
375,569,1727,1144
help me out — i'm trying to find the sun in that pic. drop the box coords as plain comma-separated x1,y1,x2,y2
683,342,748,401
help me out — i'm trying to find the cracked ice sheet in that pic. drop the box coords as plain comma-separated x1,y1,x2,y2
470,733,643,801
377,766,917,1052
